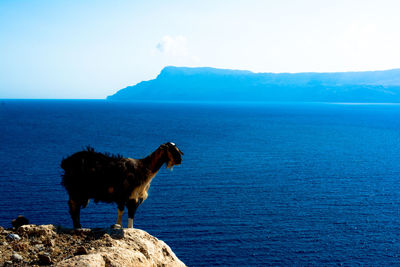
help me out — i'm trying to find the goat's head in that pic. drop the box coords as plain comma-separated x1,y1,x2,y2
161,142,184,170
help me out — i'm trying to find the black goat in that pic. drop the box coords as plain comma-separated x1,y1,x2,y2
61,142,183,228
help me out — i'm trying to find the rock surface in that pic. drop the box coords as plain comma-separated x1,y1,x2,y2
0,224,186,267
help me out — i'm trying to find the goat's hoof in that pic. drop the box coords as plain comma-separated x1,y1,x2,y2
74,228,90,234
111,224,122,229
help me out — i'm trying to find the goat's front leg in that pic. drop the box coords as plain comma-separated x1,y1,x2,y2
126,198,142,228
113,202,125,228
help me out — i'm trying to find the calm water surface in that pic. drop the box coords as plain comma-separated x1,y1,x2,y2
1,100,400,266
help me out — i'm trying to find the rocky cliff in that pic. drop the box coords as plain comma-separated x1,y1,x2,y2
0,224,186,266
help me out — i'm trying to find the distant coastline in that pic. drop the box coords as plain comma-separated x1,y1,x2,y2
107,66,400,103
3,99,400,106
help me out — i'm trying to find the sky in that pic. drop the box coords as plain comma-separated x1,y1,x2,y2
1,0,400,99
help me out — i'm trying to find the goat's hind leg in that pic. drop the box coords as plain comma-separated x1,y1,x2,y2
68,198,82,229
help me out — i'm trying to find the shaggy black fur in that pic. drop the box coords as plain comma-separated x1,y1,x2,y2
61,143,183,228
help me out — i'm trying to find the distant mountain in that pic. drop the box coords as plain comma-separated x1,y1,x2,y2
107,66,400,102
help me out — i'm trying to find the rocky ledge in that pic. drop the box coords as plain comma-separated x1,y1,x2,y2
0,224,186,266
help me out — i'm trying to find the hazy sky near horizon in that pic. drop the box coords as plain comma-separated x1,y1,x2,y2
1,0,400,99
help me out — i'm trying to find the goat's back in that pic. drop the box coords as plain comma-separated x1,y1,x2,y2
61,149,129,202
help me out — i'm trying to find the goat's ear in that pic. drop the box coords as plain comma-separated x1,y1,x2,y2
160,144,167,150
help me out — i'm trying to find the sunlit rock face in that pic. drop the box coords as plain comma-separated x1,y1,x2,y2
0,224,186,267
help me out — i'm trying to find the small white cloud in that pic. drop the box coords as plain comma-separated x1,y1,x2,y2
156,35,188,57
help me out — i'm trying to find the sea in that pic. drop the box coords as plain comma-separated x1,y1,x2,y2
1,100,400,266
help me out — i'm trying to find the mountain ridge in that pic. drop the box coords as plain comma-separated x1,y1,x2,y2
108,66,400,102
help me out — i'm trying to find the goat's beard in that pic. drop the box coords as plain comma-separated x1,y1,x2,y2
166,160,175,170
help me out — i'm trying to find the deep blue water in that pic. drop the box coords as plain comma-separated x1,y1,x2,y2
1,100,400,266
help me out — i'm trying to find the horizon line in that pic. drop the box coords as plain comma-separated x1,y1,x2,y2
2,99,400,105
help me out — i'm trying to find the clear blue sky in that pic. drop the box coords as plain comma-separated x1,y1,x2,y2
1,0,399,99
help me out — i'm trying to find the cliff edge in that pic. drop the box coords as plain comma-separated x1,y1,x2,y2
0,224,186,266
